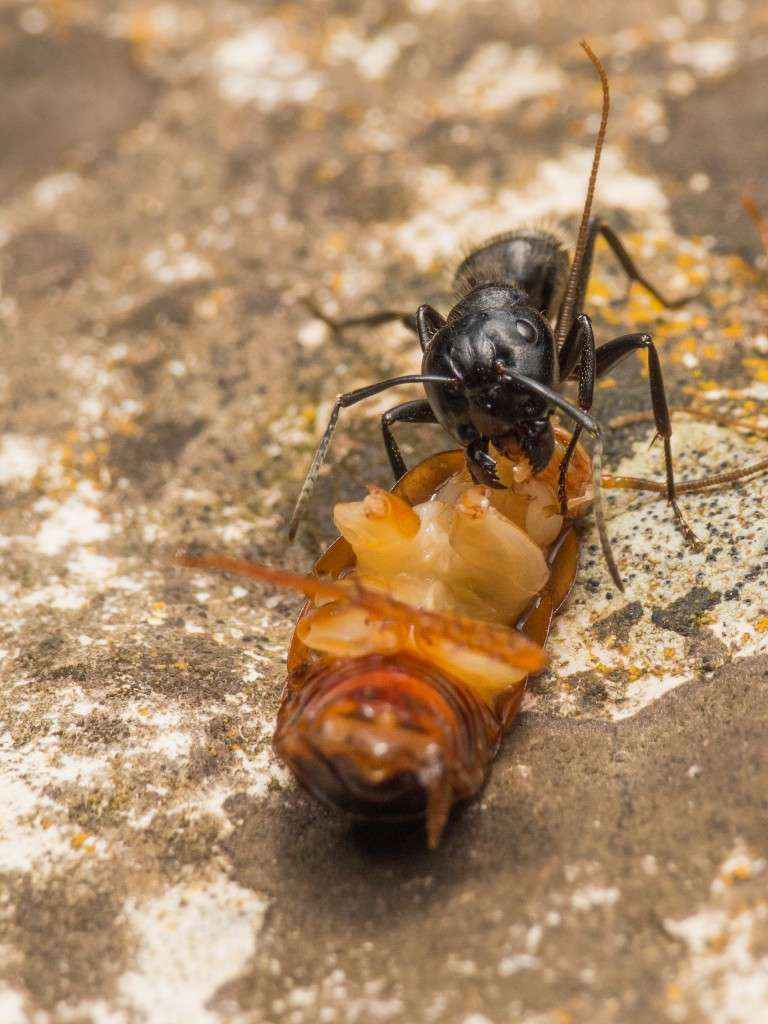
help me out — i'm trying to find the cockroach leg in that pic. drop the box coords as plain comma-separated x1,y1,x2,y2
602,408,768,497
603,456,768,496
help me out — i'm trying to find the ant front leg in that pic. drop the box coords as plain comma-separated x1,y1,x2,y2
595,332,703,551
287,372,456,540
381,399,436,480
556,314,597,516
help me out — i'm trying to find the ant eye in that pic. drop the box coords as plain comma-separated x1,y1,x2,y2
515,319,537,343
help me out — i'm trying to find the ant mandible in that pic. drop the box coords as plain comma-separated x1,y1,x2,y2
288,41,700,591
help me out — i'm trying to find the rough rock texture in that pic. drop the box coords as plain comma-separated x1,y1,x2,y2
1,2,767,1023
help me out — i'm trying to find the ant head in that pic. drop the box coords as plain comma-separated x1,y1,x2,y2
423,303,557,469
440,304,557,392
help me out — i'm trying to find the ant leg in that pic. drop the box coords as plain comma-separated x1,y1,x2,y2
381,399,436,480
302,298,418,336
288,373,455,540
302,301,445,352
595,332,702,550
492,366,621,590
556,314,596,515
557,218,696,341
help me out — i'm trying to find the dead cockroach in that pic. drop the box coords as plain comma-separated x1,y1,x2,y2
179,45,768,846
181,428,592,847
180,427,765,847
288,40,705,592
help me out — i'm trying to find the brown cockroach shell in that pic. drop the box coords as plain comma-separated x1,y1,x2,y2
273,653,500,848
278,431,588,845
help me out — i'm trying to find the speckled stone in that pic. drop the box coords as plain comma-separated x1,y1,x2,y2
1,2,767,1023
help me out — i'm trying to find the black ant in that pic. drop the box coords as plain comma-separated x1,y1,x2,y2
288,41,701,591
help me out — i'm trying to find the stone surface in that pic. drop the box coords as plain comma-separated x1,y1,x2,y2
1,2,767,1023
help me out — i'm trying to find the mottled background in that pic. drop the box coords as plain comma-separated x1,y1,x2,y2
1,1,767,1022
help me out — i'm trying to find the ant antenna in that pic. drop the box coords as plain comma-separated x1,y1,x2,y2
555,40,610,348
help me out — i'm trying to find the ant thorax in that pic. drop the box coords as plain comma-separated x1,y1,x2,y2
295,432,591,706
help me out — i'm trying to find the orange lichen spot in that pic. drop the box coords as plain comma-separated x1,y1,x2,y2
723,322,744,339
599,377,617,389
728,862,755,882
174,659,189,670
699,380,720,392
70,832,89,850
322,232,349,257
664,647,676,659
743,358,768,383
707,931,730,954
586,279,612,303
755,618,768,633
666,983,683,1002
675,252,698,271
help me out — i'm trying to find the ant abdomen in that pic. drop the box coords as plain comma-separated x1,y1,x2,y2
454,230,569,321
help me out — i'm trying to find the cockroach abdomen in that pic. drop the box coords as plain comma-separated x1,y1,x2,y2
273,654,500,847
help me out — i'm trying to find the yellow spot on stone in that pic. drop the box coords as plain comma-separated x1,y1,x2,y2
743,358,768,383
586,280,611,303
174,659,189,671
707,931,730,953
70,832,89,849
756,618,768,633
676,252,697,271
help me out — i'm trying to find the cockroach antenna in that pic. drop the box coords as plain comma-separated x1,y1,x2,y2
555,39,611,348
